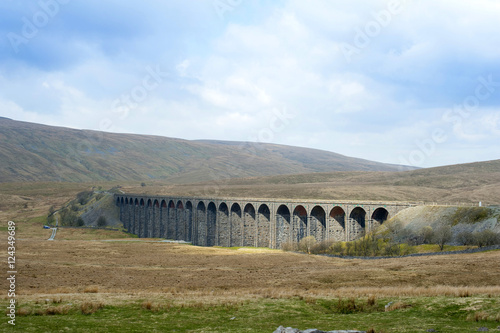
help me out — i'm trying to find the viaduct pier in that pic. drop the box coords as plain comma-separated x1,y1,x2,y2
115,194,415,249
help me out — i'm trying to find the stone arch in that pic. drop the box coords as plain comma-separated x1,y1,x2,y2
329,206,346,241
292,205,307,243
230,203,242,247
145,199,153,238
371,207,389,231
176,201,185,240
185,201,193,242
243,203,256,247
133,198,139,236
257,204,271,248
196,201,206,246
350,207,366,240
116,197,120,205
160,200,167,238
218,202,230,247
152,200,159,238
122,198,129,231
167,200,176,239
276,205,291,249
139,199,146,237
372,207,389,224
310,206,326,242
207,202,217,247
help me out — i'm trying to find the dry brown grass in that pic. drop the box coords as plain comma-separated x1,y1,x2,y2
83,286,99,294
9,237,500,307
2,181,499,310
80,301,104,315
466,311,500,322
16,307,32,316
385,301,412,312
35,305,70,316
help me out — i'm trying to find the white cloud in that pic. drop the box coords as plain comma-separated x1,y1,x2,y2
1,0,500,167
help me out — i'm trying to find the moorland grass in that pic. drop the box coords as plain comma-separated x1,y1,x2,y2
6,296,500,332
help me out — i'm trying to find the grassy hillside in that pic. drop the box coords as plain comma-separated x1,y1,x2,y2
124,160,500,205
0,118,410,183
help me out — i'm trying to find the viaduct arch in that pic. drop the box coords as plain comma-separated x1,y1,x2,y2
116,195,414,249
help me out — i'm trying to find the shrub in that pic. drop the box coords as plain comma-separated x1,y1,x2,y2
456,231,475,246
298,236,316,254
383,243,402,256
281,241,297,252
451,207,490,225
36,305,69,316
329,242,344,255
76,191,93,205
76,217,85,227
473,230,500,247
96,215,107,227
310,239,334,254
17,308,32,316
336,298,358,314
80,302,104,315
59,208,78,226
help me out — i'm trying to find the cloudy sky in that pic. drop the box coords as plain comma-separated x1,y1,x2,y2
1,0,499,168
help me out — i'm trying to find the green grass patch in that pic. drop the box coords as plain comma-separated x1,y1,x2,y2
6,296,500,332
414,244,473,253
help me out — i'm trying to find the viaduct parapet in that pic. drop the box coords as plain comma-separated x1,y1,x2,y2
115,194,415,249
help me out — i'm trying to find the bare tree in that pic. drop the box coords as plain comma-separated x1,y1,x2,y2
433,225,452,251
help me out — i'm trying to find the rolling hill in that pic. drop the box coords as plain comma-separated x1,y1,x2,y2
123,159,500,205
0,117,413,183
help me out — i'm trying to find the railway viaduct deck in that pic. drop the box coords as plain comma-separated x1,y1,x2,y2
115,194,415,249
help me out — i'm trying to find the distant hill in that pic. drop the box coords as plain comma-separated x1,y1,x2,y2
0,118,414,183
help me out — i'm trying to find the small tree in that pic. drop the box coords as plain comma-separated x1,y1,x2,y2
47,214,55,225
96,216,107,227
76,191,93,205
456,230,474,246
298,236,316,254
420,226,434,244
433,225,452,251
76,217,85,227
473,230,499,247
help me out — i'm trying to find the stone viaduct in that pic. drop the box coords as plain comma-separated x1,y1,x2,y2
115,194,414,249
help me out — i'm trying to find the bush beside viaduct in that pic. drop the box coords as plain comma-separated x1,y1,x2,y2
115,195,414,249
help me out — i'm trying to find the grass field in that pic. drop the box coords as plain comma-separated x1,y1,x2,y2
1,182,500,332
